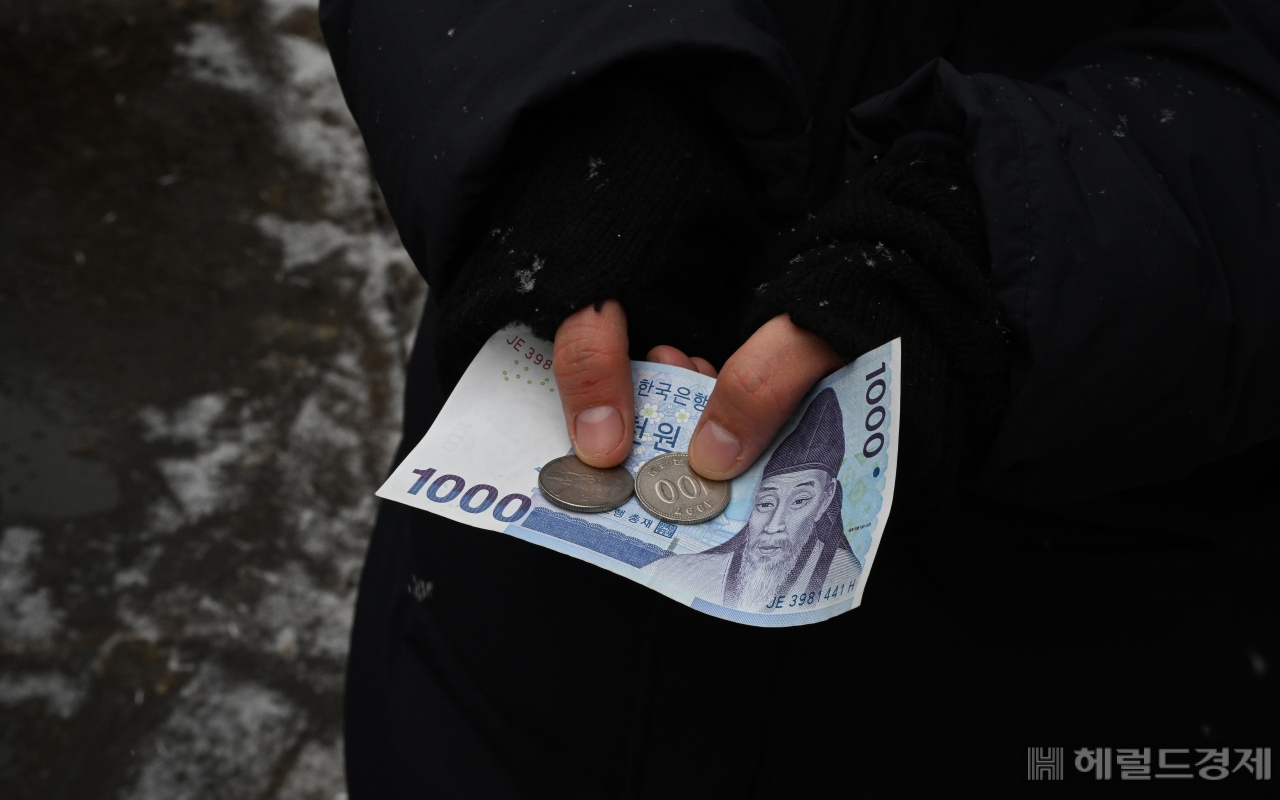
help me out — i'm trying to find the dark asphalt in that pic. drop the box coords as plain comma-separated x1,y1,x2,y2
1,2,423,797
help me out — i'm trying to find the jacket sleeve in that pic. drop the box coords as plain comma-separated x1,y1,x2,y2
844,0,1280,504
429,71,764,387
318,0,810,294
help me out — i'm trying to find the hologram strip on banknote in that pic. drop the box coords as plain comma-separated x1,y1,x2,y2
376,325,900,627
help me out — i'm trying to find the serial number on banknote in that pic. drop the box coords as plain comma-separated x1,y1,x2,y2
763,580,858,610
506,332,554,370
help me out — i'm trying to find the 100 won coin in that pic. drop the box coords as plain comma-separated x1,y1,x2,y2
635,453,730,525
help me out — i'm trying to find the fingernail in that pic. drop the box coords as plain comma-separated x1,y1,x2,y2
692,420,741,476
574,406,624,459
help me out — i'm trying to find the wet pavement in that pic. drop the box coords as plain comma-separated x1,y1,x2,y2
1,1,423,797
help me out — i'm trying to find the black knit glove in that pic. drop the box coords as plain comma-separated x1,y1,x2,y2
748,143,1009,521
433,70,763,387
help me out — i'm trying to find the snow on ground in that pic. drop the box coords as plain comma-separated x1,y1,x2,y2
0,527,64,646
0,2,423,798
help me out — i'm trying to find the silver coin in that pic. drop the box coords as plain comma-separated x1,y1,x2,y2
634,453,730,525
538,454,634,513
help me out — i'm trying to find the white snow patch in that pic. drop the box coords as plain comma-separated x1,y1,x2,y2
256,215,352,271
274,35,373,216
515,255,544,294
0,527,63,646
409,575,433,601
264,0,318,24
124,666,306,800
114,605,164,643
175,23,265,95
254,214,409,350
142,391,227,442
145,498,187,536
290,497,377,562
0,672,86,718
1158,108,1176,124
140,394,269,522
277,737,347,800
176,23,373,217
156,439,245,521
253,562,352,659
115,567,150,590
141,393,228,444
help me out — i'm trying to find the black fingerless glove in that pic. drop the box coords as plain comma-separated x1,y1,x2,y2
749,142,1009,522
434,70,764,387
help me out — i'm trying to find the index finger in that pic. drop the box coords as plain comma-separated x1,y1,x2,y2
688,315,843,480
553,300,635,468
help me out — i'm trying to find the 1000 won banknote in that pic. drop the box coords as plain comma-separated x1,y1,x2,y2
376,325,901,627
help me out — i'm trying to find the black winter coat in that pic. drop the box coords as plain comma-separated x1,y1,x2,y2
324,0,1280,504
321,0,1280,795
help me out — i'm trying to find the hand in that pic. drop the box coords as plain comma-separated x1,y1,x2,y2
552,301,636,468
554,304,842,480
552,300,717,468
686,314,843,480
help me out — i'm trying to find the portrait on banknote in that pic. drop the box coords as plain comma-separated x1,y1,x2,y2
642,388,862,611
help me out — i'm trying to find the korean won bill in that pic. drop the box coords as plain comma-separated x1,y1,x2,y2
376,325,901,627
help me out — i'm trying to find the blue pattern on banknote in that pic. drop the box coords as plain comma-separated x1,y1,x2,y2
520,507,668,568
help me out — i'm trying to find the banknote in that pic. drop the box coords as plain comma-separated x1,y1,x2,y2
377,325,901,627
